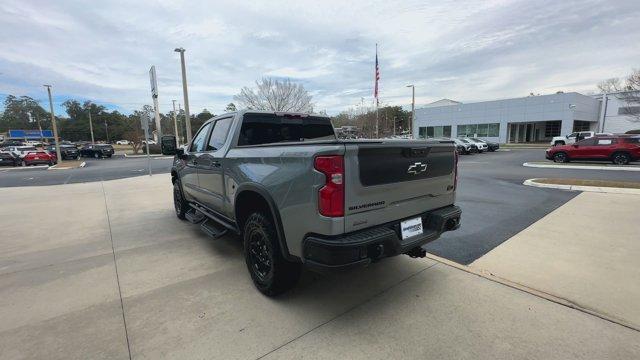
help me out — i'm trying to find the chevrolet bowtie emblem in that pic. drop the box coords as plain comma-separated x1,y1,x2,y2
407,162,427,175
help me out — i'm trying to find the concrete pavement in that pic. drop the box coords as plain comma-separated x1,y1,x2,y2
472,191,640,329
1,175,639,359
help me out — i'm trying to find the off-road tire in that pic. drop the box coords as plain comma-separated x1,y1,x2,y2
243,212,301,296
173,179,188,220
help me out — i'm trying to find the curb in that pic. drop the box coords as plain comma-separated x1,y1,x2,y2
124,153,164,158
1,165,49,171
47,161,86,170
523,162,640,171
523,178,640,195
426,253,639,332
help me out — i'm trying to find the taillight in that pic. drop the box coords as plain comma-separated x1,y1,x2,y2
453,150,459,191
314,155,344,217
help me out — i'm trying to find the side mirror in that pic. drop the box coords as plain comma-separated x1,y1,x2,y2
161,135,177,155
175,147,185,158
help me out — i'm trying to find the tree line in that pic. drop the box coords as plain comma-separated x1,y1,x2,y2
0,95,237,146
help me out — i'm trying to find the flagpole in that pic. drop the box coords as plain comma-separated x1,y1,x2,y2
375,43,379,139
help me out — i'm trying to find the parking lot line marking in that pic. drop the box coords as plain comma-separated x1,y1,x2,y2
523,162,640,171
425,253,640,333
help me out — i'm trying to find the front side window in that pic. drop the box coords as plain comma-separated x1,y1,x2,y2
190,122,213,152
207,118,233,151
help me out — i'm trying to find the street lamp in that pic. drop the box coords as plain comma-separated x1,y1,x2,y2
406,85,415,138
174,47,192,143
43,85,62,164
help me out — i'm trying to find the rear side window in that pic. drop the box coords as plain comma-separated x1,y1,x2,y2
623,137,640,144
596,139,615,145
238,113,335,146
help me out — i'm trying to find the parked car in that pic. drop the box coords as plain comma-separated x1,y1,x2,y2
550,131,612,146
451,138,476,154
0,151,19,166
470,138,499,152
0,139,25,147
461,138,487,152
46,144,79,160
171,110,461,295
116,140,131,145
142,139,157,145
5,146,37,158
22,151,57,166
80,144,115,158
546,136,640,165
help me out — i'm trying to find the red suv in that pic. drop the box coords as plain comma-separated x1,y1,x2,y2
22,151,57,166
546,136,640,165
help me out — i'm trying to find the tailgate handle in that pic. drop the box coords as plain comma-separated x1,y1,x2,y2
404,147,430,157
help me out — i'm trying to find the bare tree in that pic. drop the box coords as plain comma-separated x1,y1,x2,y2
598,70,640,123
597,78,622,93
234,78,313,113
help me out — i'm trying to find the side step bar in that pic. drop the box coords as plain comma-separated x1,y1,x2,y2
200,219,228,239
188,202,240,235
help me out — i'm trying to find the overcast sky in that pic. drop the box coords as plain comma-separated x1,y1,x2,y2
0,0,639,116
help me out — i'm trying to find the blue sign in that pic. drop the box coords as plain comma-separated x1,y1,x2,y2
8,129,54,139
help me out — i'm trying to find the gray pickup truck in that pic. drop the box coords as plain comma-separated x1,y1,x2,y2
171,110,461,295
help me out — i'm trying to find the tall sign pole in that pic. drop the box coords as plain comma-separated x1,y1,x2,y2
140,111,152,176
149,66,162,142
43,85,62,163
172,100,180,147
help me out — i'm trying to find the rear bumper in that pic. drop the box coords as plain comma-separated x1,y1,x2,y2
303,205,461,272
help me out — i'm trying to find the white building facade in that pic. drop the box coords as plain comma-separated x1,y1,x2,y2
413,92,638,143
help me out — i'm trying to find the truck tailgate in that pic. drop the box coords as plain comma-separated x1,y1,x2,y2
343,140,456,233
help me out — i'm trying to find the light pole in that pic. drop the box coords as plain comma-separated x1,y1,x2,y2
86,103,95,144
174,47,192,143
406,85,415,138
172,100,180,147
43,85,62,163
104,120,110,143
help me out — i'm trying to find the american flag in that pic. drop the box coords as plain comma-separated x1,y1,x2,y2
374,44,380,107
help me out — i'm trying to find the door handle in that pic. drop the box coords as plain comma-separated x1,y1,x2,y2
210,160,221,168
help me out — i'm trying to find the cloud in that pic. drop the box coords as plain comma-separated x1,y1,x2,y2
0,0,639,116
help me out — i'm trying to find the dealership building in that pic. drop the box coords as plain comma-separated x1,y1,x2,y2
413,92,639,143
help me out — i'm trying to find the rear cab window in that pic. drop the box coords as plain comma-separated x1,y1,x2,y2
238,113,335,146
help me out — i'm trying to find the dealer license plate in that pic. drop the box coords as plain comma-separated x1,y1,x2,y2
400,217,423,240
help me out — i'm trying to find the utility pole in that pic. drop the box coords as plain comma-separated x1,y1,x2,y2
86,105,95,144
406,84,415,138
174,48,192,142
104,120,110,143
43,85,62,163
172,100,180,147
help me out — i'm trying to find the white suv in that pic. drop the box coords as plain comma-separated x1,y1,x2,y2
550,131,612,146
